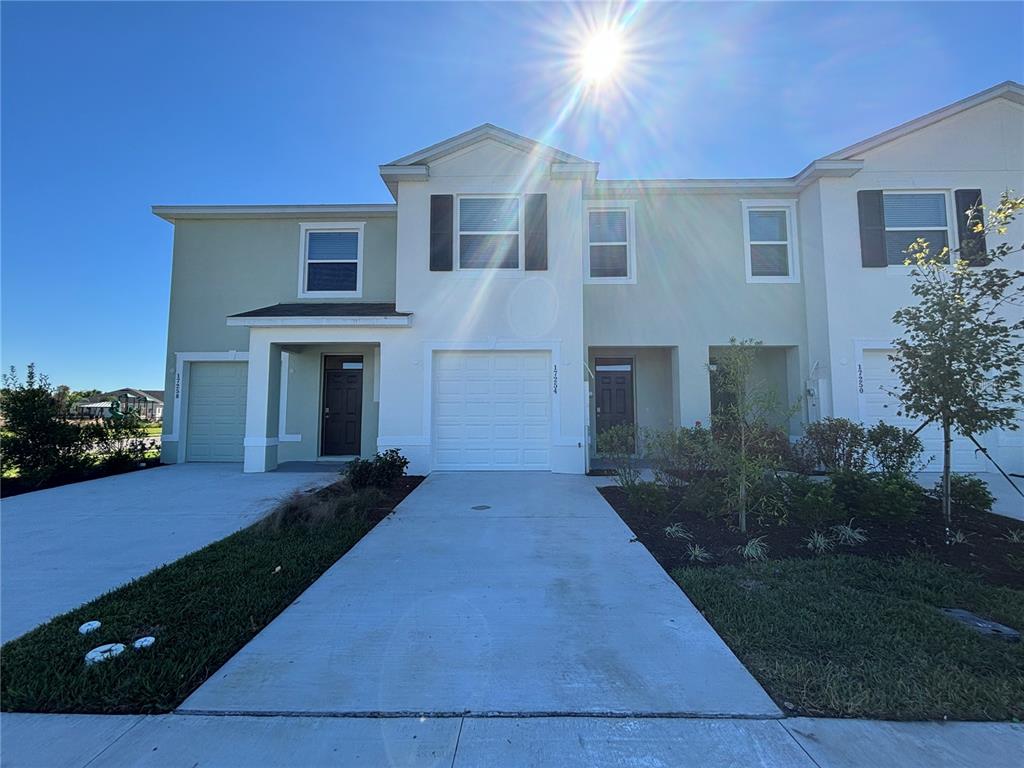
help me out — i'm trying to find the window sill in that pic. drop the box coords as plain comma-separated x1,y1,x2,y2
745,276,800,284
297,290,363,299
585,276,636,285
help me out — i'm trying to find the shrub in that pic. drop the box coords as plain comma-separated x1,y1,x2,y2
866,423,924,477
0,364,95,486
831,520,868,546
804,530,834,554
92,409,155,472
626,480,669,516
932,474,995,515
664,522,693,540
646,424,717,486
798,418,869,473
783,474,845,529
345,448,409,490
832,470,925,522
597,424,643,491
736,536,769,562
686,543,713,563
680,475,728,518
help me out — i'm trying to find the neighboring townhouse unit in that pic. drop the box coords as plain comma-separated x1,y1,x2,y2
156,81,1024,476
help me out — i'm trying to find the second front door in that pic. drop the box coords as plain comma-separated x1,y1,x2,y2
322,356,363,456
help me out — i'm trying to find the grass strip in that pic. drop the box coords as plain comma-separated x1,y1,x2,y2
1,481,418,713
675,554,1024,720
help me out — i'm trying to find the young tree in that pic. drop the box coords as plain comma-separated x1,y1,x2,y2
710,338,790,533
890,191,1024,531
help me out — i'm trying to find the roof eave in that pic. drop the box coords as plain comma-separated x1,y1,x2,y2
152,204,398,223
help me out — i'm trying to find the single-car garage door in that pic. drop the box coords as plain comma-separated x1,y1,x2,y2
859,349,983,472
186,362,247,462
433,351,551,470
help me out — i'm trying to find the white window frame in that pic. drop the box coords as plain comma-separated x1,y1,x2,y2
584,200,636,284
742,199,800,284
297,221,365,298
455,194,523,272
881,190,957,268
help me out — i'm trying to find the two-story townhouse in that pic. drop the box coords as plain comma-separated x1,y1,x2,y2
155,80,1024,477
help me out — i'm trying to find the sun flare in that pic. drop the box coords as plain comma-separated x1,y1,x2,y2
579,28,624,85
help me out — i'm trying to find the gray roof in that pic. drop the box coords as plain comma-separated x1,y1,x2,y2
229,302,411,318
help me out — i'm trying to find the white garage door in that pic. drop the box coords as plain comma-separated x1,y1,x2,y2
433,351,551,470
859,349,983,472
186,362,247,462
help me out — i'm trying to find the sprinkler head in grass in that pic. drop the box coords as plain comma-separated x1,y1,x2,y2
85,643,125,665
78,620,101,635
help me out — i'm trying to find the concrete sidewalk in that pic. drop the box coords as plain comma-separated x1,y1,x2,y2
2,713,1021,768
180,471,778,717
0,463,333,643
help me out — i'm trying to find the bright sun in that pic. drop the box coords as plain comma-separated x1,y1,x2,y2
579,28,624,85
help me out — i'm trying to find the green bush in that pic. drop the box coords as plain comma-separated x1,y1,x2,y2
832,470,925,522
646,423,717,486
680,475,728,518
345,448,409,490
93,409,155,473
0,365,95,486
866,423,924,477
782,474,845,529
625,480,669,516
797,418,870,473
597,423,642,490
933,474,995,515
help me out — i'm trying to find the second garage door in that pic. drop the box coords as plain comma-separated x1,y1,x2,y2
859,349,984,472
433,351,551,470
186,362,247,462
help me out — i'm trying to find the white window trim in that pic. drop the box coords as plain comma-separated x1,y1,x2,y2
742,199,800,284
584,200,637,284
455,194,523,273
881,190,957,270
297,221,365,298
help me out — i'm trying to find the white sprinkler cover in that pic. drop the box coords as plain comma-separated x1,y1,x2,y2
133,636,155,650
85,643,126,665
78,620,101,635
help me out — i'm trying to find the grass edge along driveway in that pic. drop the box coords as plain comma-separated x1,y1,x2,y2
0,478,422,714
675,554,1024,721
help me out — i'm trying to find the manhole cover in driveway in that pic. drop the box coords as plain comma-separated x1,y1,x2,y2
471,505,491,510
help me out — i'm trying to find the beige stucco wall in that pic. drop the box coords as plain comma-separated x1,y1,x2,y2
584,191,810,432
161,215,396,461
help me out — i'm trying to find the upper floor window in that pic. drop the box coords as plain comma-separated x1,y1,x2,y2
458,196,520,269
298,222,364,297
742,200,799,283
586,202,635,283
882,192,950,265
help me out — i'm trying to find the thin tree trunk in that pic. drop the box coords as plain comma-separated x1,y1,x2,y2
739,419,747,533
942,412,952,532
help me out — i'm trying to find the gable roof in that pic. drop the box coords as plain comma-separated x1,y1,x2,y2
823,80,1024,161
384,123,593,167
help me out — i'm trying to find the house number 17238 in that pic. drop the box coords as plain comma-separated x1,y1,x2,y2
552,364,558,394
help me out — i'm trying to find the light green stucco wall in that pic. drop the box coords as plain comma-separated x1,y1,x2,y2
278,343,380,461
161,215,395,460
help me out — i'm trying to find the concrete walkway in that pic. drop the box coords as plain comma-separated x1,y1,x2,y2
0,463,333,643
2,713,1021,768
181,472,779,717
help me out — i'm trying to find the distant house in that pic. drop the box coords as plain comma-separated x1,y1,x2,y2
74,389,164,421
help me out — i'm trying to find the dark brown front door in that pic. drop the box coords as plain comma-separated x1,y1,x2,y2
595,357,635,440
322,356,363,456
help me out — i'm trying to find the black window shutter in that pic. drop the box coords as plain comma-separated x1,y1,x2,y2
524,193,548,271
429,195,454,271
857,190,887,267
955,189,989,266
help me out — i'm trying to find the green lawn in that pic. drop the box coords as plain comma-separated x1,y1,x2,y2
675,555,1024,720
140,423,162,436
0,485,399,713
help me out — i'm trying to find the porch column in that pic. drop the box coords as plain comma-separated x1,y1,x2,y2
677,344,711,428
243,332,281,473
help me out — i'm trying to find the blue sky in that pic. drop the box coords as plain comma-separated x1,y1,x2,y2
2,1,1022,392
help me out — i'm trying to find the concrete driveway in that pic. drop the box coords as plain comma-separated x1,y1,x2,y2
182,472,779,717
1,463,333,643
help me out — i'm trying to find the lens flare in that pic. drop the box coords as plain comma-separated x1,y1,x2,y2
579,28,624,85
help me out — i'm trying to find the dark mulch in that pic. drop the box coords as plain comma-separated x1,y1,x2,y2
0,458,163,498
1,475,423,714
600,485,1024,588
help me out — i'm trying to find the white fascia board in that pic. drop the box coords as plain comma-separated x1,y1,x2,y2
550,161,599,182
152,204,397,223
385,123,591,167
226,316,412,328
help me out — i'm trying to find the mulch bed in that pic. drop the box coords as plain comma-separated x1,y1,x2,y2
600,485,1024,588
